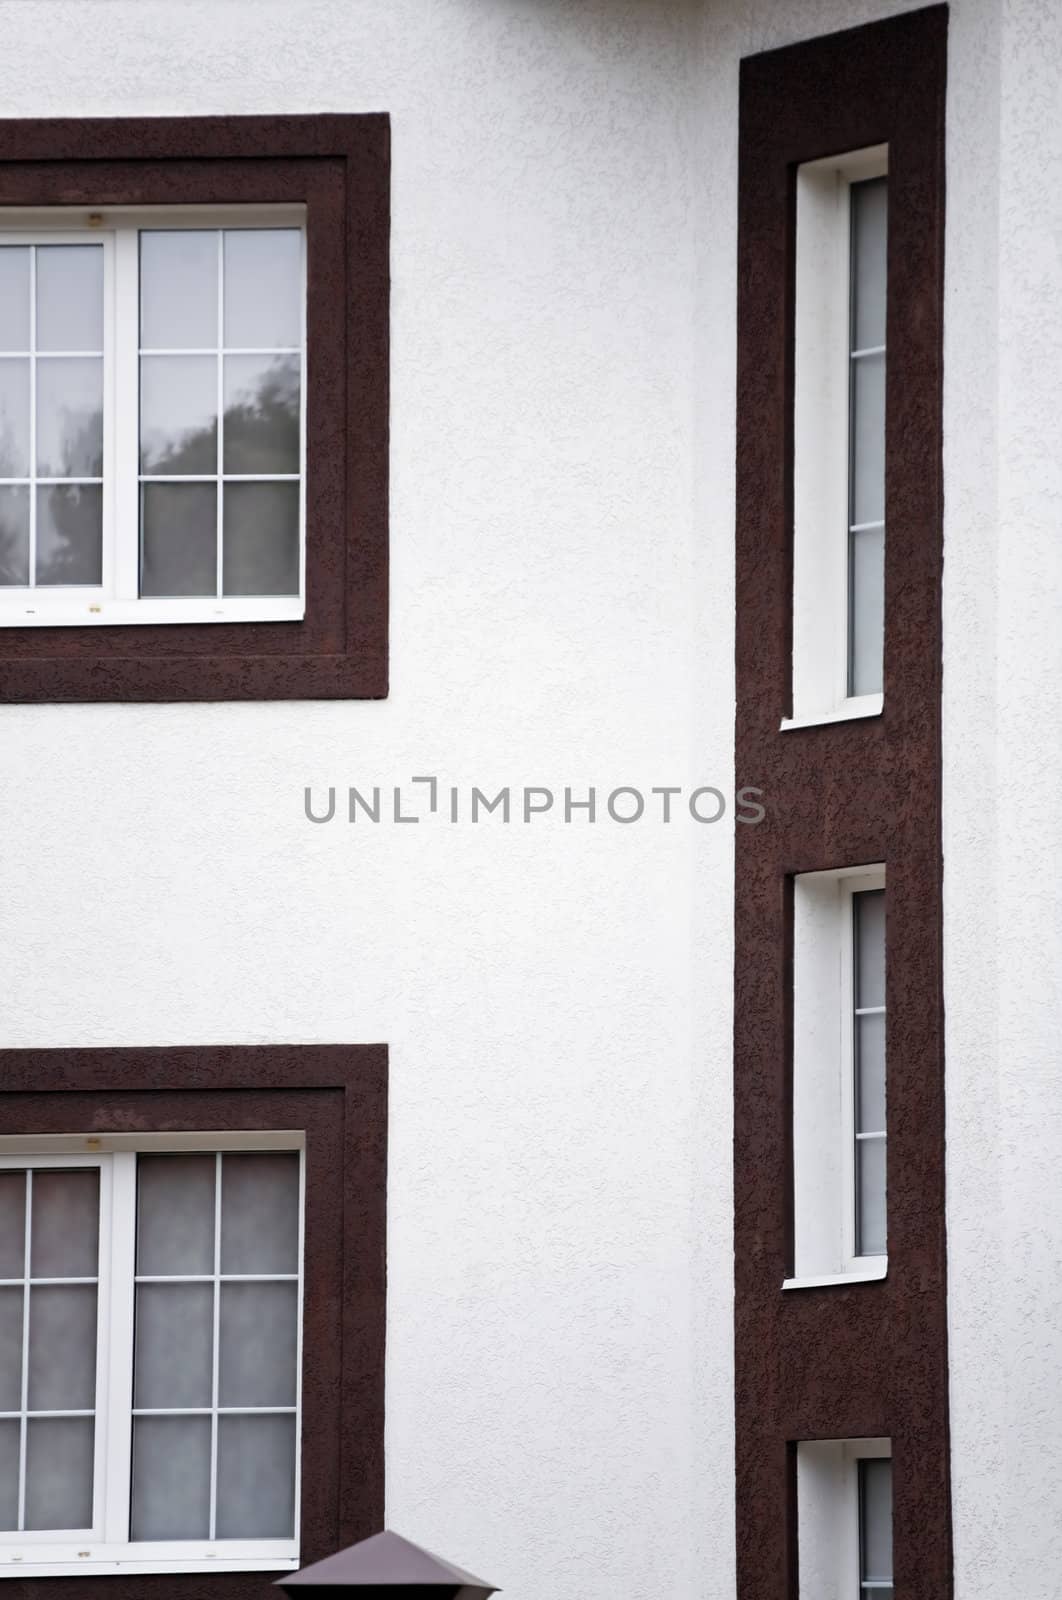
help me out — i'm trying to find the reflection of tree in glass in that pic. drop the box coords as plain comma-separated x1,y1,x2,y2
50,406,104,478
223,357,299,475
36,484,102,585
0,488,28,586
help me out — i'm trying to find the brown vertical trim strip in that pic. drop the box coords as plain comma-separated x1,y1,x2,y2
734,9,949,1598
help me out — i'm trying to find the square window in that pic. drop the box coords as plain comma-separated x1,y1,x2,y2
0,117,388,702
0,1044,386,1586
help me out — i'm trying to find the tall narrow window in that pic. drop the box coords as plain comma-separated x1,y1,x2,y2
847,178,887,697
859,1457,894,1596
853,888,886,1257
789,865,886,1286
789,147,888,728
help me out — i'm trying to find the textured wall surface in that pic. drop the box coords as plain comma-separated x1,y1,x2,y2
0,0,1053,1595
0,4,731,1597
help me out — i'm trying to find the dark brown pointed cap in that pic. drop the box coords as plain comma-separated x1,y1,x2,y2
274,1529,499,1596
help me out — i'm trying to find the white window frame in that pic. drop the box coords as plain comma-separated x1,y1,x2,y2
797,1437,891,1600
0,1131,304,1579
784,145,888,731
0,205,307,629
786,863,887,1288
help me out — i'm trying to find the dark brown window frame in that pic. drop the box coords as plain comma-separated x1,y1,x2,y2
734,9,950,1600
0,1042,387,1597
0,115,389,703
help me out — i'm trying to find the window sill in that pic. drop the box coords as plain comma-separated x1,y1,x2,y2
782,1258,887,1291
780,693,883,732
0,1558,299,1578
0,597,305,628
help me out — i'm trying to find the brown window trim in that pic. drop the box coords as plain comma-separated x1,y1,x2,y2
734,9,950,1600
0,1042,387,1596
0,115,389,703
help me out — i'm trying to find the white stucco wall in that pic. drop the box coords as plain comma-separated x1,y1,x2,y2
0,4,732,1597
1,0,1058,1594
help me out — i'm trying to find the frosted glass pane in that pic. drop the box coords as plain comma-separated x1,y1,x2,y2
36,485,103,586
219,1281,298,1407
36,247,103,354
27,1286,97,1410
140,355,217,475
0,249,30,352
851,178,888,352
216,1414,296,1539
223,230,301,349
131,1415,211,1540
36,357,103,478
31,1169,99,1278
0,1420,18,1531
0,487,30,587
134,1284,213,1409
220,1153,300,1274
136,1153,215,1276
856,1014,886,1134
0,1290,23,1411
0,1173,25,1277
0,359,30,477
857,1138,887,1256
140,482,217,597
24,1417,94,1531
849,524,884,696
222,482,299,597
140,232,218,350
861,1458,893,1581
223,353,300,474
850,351,885,529
855,890,886,1009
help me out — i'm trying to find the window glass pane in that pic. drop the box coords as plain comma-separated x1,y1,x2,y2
0,1289,23,1411
0,1420,18,1531
850,524,884,697
140,482,217,597
35,485,103,587
27,1285,97,1411
136,1153,216,1276
856,1013,886,1134
860,1458,893,1582
36,357,103,478
36,247,103,355
0,487,30,587
219,1281,298,1407
0,358,30,477
0,1172,25,1277
222,482,299,597
857,1137,887,1256
850,350,885,530
0,249,30,352
134,1284,214,1410
223,229,301,350
31,1168,99,1278
220,1153,300,1274
855,889,885,1010
216,1414,296,1539
851,178,888,352
130,1415,211,1541
24,1417,93,1531
140,232,218,350
223,353,300,475
140,354,217,475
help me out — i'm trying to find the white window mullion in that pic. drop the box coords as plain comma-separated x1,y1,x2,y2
208,1152,222,1542
112,228,141,602
101,1153,136,1545
26,249,37,593
215,233,225,600
16,1172,32,1532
